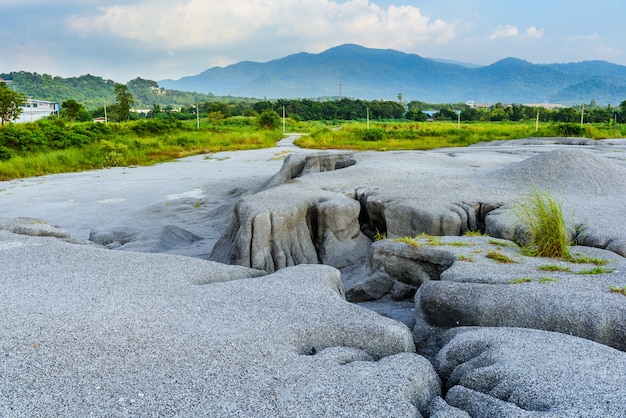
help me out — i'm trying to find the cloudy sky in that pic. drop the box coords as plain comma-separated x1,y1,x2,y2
2,0,625,83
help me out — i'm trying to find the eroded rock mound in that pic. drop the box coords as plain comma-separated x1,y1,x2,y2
433,327,626,417
485,148,626,194
210,183,371,272
0,217,71,239
1,230,442,416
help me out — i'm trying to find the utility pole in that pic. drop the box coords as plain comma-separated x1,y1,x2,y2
282,105,286,134
196,103,200,129
338,82,343,100
581,104,585,127
536,109,540,132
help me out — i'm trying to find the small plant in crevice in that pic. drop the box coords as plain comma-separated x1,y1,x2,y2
538,264,571,273
539,277,559,283
458,255,475,262
510,277,533,284
488,239,517,248
609,286,626,296
394,236,418,248
574,267,615,275
486,251,516,264
464,230,487,237
515,190,571,259
447,241,473,247
567,254,610,266
415,233,443,246
373,228,387,241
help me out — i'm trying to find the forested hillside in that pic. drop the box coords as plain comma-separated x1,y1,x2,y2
0,72,214,110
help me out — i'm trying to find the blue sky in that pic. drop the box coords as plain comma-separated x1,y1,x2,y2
1,0,625,83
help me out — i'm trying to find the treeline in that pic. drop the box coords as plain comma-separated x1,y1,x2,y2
180,98,626,124
419,101,626,124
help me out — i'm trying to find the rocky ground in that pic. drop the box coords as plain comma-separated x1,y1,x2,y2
1,137,625,417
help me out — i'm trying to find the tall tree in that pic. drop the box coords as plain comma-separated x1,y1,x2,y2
114,83,134,121
0,82,26,126
61,99,83,122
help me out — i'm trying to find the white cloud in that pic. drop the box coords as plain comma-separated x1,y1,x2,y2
525,26,544,39
567,33,602,42
66,0,457,63
489,24,519,39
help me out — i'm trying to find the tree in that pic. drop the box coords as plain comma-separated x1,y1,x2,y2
207,111,225,130
620,100,626,123
148,104,161,118
0,82,26,126
61,99,89,122
113,83,134,121
256,108,281,130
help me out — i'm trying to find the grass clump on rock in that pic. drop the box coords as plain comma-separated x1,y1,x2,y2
610,286,626,296
486,251,516,264
515,190,571,259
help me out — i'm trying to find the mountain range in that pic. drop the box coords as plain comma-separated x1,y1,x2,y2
160,44,626,105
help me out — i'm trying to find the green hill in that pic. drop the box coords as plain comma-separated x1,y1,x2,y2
0,72,215,110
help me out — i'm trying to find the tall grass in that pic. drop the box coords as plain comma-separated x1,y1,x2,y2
515,190,571,259
294,120,624,151
0,123,280,180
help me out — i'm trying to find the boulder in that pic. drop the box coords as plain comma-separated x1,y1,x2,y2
412,241,626,351
433,327,626,417
210,182,371,272
90,224,203,254
0,216,71,239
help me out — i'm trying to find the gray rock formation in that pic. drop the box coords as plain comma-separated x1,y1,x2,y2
0,216,71,239
433,327,626,417
0,230,440,417
211,153,371,272
4,137,626,416
409,240,626,352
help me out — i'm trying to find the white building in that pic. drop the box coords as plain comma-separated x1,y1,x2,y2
15,99,60,123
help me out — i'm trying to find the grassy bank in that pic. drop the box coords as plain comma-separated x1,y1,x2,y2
294,121,625,151
0,118,280,180
1,117,624,180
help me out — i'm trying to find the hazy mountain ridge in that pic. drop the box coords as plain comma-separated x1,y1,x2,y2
160,44,626,104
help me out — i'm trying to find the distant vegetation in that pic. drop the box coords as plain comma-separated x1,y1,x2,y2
0,117,280,180
2,73,626,180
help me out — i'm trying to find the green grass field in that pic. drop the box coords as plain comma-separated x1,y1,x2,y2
1,117,624,180
294,120,624,151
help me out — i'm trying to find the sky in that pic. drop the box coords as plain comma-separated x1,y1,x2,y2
1,0,626,83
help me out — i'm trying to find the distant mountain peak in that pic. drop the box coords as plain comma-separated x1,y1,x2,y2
158,44,626,105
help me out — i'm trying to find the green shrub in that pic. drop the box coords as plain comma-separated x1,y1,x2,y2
0,145,13,161
553,123,584,137
515,190,571,258
256,109,281,130
131,118,184,136
355,128,384,141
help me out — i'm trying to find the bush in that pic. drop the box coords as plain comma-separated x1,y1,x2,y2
515,190,571,258
256,109,281,130
1,125,47,152
355,128,384,141
131,118,184,136
0,145,13,161
554,123,584,137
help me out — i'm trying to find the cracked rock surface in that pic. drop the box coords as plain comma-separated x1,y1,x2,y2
2,137,626,416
